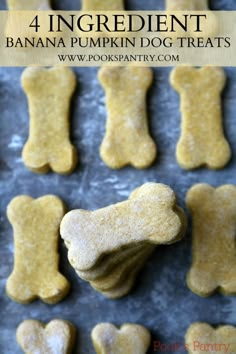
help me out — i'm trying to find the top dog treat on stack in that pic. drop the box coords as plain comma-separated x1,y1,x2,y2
61,183,186,298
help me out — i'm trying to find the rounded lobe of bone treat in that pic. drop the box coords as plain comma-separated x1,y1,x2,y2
170,66,231,170
21,67,77,174
99,66,157,169
60,183,185,271
185,322,236,354
81,0,124,10
7,0,51,10
6,195,70,304
166,0,209,11
186,184,236,297
16,319,76,354
91,323,151,354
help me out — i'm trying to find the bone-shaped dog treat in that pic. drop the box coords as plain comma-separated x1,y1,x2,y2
17,319,76,354
171,66,231,169
7,0,51,10
185,323,236,354
92,323,151,354
186,184,236,297
166,0,208,10
6,195,70,304
61,183,186,271
82,0,124,10
21,67,77,174
99,66,157,169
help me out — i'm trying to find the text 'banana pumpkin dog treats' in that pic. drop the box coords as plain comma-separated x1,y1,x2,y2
7,0,51,10
61,183,186,298
170,66,231,169
92,323,151,354
185,323,236,354
82,0,124,10
17,319,76,354
22,67,78,174
186,184,236,297
6,195,70,304
99,66,157,169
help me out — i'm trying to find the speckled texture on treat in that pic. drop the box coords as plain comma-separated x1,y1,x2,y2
17,319,76,354
185,323,236,354
99,66,157,169
22,67,78,174
186,184,236,297
170,66,231,170
7,0,51,10
6,195,70,304
81,0,124,11
91,323,151,354
0,0,236,353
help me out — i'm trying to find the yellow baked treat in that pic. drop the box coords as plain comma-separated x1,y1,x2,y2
6,195,70,304
61,183,186,298
185,323,236,354
22,67,78,174
170,66,231,169
99,66,157,169
61,183,186,271
7,0,51,10
82,0,124,10
91,323,151,354
186,184,236,297
17,319,76,354
166,0,208,10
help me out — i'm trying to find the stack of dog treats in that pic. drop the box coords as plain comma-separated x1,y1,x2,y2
61,183,187,298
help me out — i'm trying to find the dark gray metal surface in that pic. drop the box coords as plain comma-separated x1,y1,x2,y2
0,0,235,353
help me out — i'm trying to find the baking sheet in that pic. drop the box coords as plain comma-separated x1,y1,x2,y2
0,0,236,353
